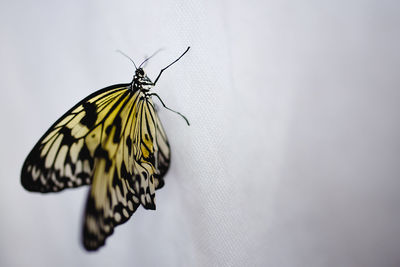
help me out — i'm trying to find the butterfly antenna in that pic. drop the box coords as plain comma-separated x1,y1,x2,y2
139,48,164,69
116,50,137,69
150,93,190,126
153,47,190,85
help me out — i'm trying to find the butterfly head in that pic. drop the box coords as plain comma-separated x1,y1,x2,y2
133,68,153,91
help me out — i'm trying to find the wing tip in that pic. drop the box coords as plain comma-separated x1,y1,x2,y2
82,233,107,251
20,167,42,192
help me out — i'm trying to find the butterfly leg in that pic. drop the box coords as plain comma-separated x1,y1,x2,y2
149,93,190,126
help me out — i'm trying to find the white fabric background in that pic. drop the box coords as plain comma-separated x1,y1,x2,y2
1,1,400,266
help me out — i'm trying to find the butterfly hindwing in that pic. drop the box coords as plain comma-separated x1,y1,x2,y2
82,89,140,249
152,102,171,189
76,90,170,250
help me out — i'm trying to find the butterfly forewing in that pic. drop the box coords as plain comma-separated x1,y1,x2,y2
21,86,129,192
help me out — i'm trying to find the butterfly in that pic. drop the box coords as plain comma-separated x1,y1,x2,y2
21,47,190,251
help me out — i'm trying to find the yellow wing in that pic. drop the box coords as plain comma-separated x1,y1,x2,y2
21,85,130,192
74,90,171,250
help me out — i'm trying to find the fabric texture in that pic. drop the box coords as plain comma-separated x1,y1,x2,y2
1,1,400,266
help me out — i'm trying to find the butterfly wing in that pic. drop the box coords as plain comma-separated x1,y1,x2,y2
82,92,171,250
21,85,130,192
150,100,171,190
21,84,171,251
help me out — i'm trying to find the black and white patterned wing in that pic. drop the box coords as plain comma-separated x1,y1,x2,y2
82,91,156,249
21,85,130,192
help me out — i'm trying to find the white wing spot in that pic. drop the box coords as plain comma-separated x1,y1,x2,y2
65,164,73,178
83,160,91,173
32,166,40,181
122,208,129,218
140,195,146,205
114,212,121,223
132,195,139,204
127,200,133,211
75,160,82,175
